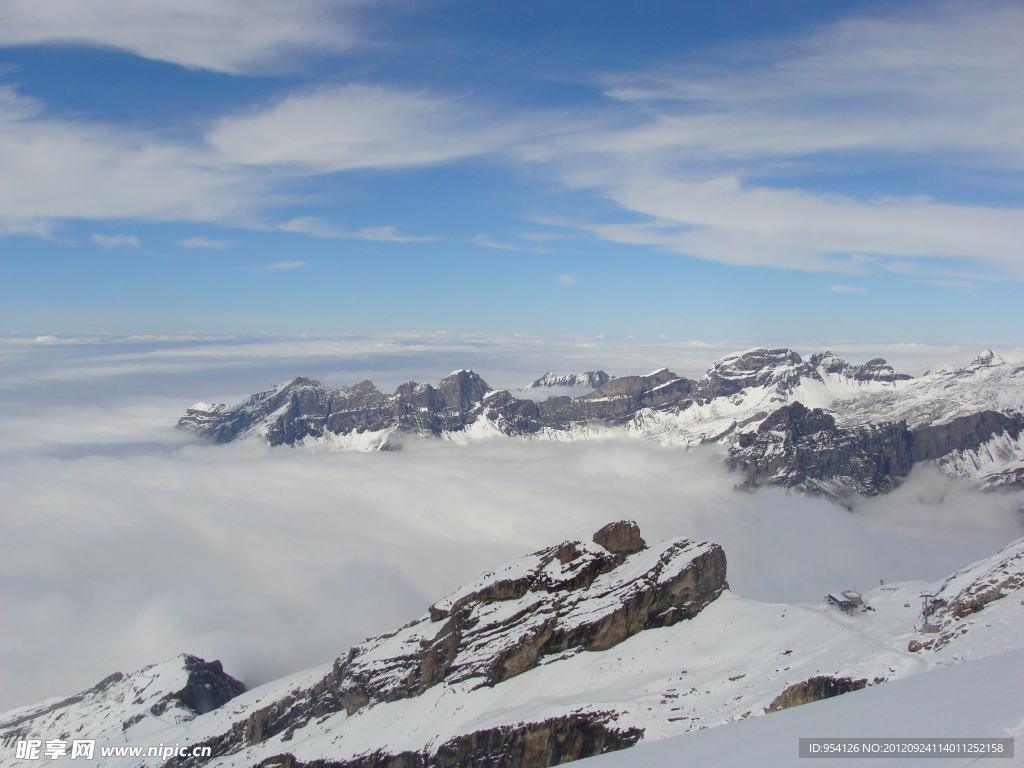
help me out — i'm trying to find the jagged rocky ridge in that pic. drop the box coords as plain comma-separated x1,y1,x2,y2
178,348,1024,501
3,525,1023,768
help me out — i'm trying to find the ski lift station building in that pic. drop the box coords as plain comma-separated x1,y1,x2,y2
826,590,863,614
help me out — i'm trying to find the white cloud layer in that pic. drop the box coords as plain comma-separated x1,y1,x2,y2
0,0,368,73
3,333,1013,398
1,337,1022,713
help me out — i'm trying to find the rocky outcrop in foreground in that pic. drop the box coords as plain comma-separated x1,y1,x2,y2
163,522,726,768
248,714,644,768
764,676,869,713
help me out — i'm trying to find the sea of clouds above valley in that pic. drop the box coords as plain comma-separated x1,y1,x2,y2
1,333,1022,713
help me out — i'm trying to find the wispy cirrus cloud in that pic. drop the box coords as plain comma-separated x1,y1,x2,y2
207,85,539,173
529,1,1024,279
595,2,1024,166
253,260,308,273
276,218,437,243
276,217,344,238
0,86,256,236
473,234,521,251
178,237,234,249
90,233,139,248
828,285,867,294
0,0,371,74
355,226,438,243
577,177,1024,275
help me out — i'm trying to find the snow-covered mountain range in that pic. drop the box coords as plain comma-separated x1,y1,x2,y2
177,348,1024,502
3,521,1022,768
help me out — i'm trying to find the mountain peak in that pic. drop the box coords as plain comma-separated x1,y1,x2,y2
970,349,1004,368
807,352,911,383
585,368,680,399
0,654,244,747
717,348,803,371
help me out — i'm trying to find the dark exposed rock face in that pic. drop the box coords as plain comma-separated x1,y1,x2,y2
430,715,643,768
910,411,1024,462
754,401,838,440
333,527,726,707
151,657,246,717
165,524,726,768
179,371,503,447
592,520,646,555
764,676,868,713
728,402,915,498
249,714,643,768
728,403,1024,501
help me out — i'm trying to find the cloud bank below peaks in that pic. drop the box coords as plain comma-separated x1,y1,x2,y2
1,334,1022,713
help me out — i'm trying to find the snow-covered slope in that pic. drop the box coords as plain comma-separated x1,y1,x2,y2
522,371,611,391
606,349,1022,447
517,371,612,401
5,527,1022,768
580,648,1024,768
0,656,244,757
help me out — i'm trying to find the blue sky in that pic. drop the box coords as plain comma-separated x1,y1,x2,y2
1,0,1022,343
